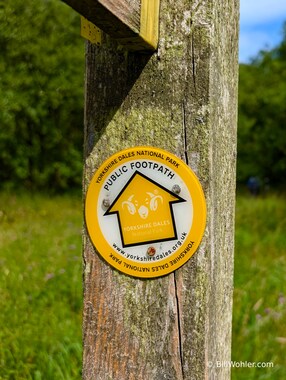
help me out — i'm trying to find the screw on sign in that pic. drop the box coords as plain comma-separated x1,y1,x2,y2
147,246,156,256
102,198,110,208
172,184,181,194
85,146,206,278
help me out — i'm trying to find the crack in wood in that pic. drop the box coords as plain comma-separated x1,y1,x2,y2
182,101,189,166
173,272,185,379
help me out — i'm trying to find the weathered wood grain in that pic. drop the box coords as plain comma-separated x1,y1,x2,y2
62,0,139,39
62,0,160,50
82,0,239,378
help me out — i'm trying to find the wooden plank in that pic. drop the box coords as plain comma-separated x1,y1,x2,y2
63,0,160,51
63,0,140,37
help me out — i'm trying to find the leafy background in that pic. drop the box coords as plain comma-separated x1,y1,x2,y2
0,0,84,191
0,1,286,191
237,26,286,186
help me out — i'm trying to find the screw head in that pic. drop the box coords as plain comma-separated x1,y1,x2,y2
147,246,156,257
102,198,110,208
172,184,181,194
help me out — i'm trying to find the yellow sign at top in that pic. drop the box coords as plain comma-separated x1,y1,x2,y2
85,146,206,278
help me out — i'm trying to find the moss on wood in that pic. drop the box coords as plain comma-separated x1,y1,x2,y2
83,0,239,379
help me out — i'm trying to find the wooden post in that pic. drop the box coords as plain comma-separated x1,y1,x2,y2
81,0,239,379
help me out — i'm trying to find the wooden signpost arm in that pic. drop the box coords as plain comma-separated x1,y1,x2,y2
62,0,160,51
80,0,239,379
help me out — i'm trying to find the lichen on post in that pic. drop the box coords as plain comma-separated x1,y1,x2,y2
82,0,239,379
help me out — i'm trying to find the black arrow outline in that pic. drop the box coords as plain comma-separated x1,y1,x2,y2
104,171,186,247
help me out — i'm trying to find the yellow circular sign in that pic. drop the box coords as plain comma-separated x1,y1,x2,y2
85,146,206,278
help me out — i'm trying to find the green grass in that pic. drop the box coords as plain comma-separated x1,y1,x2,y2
0,192,285,379
232,193,286,379
0,193,82,380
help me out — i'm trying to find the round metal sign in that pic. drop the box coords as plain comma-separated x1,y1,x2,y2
85,146,206,278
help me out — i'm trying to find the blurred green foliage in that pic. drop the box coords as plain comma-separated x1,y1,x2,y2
0,192,82,379
232,193,286,379
237,23,286,186
0,0,84,191
1,192,285,378
1,1,286,190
